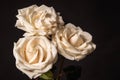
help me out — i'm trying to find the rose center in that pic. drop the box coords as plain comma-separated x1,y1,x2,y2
25,47,39,64
69,34,84,47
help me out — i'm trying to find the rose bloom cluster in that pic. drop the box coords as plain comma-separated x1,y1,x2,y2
13,5,96,79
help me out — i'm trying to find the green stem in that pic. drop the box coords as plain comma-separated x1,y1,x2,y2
56,56,65,80
31,77,39,80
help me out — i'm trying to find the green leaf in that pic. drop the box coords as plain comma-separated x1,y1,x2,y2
40,71,54,80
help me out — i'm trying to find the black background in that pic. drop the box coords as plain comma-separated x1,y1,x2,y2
0,0,120,80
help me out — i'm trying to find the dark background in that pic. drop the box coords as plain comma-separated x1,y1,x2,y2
0,0,120,80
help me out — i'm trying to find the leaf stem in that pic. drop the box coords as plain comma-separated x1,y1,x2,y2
56,56,65,80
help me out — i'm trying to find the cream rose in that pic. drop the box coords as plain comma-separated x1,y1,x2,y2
13,36,57,79
15,5,64,36
53,23,96,61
